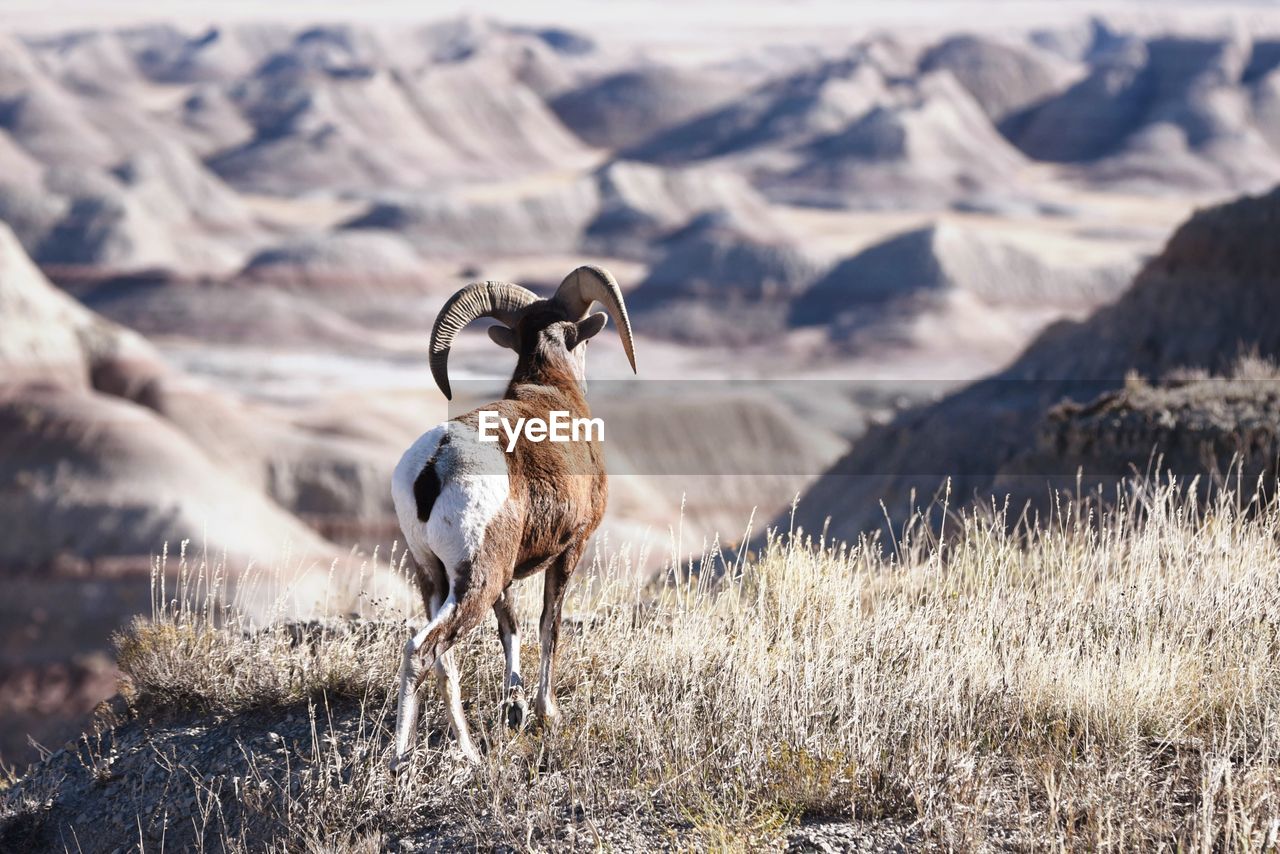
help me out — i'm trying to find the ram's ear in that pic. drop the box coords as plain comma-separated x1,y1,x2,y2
570,312,608,349
487,324,516,350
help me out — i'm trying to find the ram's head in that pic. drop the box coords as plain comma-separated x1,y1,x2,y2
428,265,637,399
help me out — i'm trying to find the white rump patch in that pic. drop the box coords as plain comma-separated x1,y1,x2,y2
392,422,449,566
426,428,509,573
391,421,510,574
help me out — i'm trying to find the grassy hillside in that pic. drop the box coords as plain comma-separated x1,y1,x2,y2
4,479,1280,850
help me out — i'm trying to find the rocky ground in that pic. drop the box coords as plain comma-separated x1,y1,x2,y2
0,694,931,852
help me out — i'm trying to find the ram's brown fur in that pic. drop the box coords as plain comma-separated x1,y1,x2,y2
390,267,631,767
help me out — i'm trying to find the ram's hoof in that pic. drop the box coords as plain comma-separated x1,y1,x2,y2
505,689,530,729
535,699,561,727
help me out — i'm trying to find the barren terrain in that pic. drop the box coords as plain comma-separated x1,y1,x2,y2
5,479,1279,850
1,7,1279,846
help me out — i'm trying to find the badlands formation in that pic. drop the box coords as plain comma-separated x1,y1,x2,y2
2,9,1280,762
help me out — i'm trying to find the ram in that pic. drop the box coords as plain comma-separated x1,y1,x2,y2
389,265,636,767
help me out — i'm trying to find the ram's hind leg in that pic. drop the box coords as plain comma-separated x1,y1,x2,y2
392,591,479,765
415,581,479,763
416,576,491,762
391,553,450,771
433,646,477,761
402,556,506,763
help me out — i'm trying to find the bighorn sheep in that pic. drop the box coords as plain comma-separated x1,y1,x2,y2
389,265,636,767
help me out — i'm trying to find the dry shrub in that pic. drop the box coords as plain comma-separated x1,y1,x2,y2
111,479,1280,850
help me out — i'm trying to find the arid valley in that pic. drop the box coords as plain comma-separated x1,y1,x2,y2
3,2,1280,849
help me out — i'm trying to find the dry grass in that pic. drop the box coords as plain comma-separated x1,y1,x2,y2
107,478,1280,850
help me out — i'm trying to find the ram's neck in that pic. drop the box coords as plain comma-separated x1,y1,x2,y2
506,350,589,413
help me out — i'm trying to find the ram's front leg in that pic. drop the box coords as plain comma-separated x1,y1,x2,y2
535,547,579,724
494,588,528,728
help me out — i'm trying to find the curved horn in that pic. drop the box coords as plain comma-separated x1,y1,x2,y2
429,280,539,400
553,265,637,373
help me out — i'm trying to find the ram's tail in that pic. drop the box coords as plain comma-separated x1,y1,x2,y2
413,452,442,522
